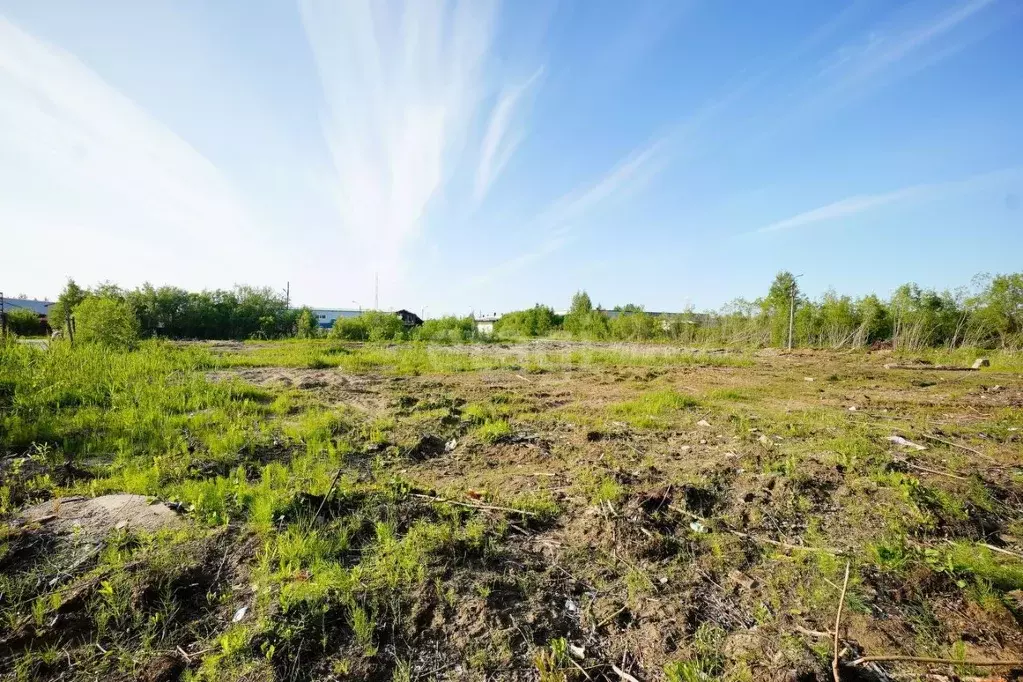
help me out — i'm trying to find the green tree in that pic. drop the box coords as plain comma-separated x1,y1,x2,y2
564,291,595,337
762,271,800,346
855,294,892,345
569,291,592,315
48,279,88,331
295,307,320,338
977,273,1023,347
74,297,140,349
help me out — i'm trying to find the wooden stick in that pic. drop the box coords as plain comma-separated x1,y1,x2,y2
919,433,987,459
904,462,968,481
568,656,592,680
832,561,851,682
979,543,1023,560
729,528,843,556
611,663,641,682
794,624,833,639
883,364,977,371
410,493,536,516
851,655,1023,667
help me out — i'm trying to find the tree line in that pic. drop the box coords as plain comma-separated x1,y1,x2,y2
14,280,483,348
495,271,1023,350
8,271,1022,350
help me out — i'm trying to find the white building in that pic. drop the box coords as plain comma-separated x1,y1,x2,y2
474,314,499,334
308,308,363,330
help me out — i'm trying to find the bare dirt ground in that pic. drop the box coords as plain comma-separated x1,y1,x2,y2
4,344,1023,682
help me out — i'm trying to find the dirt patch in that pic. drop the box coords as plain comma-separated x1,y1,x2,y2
208,367,387,411
18,494,185,535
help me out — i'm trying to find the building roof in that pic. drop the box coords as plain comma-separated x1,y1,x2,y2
4,298,53,316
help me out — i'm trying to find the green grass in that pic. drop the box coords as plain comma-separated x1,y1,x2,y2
609,389,699,428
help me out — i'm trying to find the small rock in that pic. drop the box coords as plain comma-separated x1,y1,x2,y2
679,445,692,453
696,419,711,427
972,358,990,369
758,434,771,446
564,599,578,614
569,643,586,660
659,576,669,584
848,406,857,411
699,439,707,445
114,520,128,530
444,438,457,452
803,377,815,382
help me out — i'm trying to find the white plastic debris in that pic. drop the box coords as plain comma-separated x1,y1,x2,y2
564,599,578,614
445,439,457,452
232,606,248,623
569,643,586,660
689,521,708,534
887,435,926,451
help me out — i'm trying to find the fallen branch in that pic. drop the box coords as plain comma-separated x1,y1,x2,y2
832,561,851,682
411,493,536,517
979,543,1023,561
794,624,833,639
904,462,968,481
883,364,978,371
919,433,988,459
728,528,843,556
851,655,1023,667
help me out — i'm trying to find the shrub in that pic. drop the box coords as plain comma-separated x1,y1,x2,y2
494,305,560,338
294,308,319,339
331,311,405,342
413,316,478,343
74,297,140,349
5,308,44,336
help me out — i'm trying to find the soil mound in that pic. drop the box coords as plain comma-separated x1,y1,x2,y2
19,494,184,535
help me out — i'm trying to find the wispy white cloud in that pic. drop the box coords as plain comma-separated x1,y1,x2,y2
475,67,543,203
0,15,270,291
757,186,924,234
817,0,1001,97
300,0,513,290
755,167,1021,234
471,136,668,285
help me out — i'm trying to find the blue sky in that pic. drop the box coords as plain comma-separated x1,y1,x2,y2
1,0,1021,315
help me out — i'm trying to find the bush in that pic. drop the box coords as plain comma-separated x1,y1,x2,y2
294,308,319,339
5,308,44,336
74,297,140,349
330,311,405,342
494,305,560,338
413,316,478,343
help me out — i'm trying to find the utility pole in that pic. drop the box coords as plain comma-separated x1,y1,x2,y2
286,281,290,308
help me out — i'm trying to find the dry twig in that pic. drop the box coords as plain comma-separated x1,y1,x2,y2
611,662,641,682
832,561,851,682
851,655,1023,667
410,493,536,516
